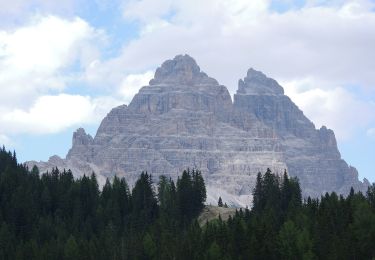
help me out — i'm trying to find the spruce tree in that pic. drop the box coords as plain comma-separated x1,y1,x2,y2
218,197,223,207
252,172,263,212
131,172,158,229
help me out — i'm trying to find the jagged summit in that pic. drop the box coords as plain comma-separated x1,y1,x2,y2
27,54,368,207
237,68,284,95
72,128,93,146
149,54,218,86
127,54,231,118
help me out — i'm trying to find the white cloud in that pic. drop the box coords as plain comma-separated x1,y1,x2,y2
0,134,12,147
0,15,109,135
0,94,121,135
282,78,375,140
90,0,375,141
0,15,103,107
123,0,174,24
0,0,77,27
1,94,93,134
123,0,269,25
1,0,374,144
118,71,154,103
115,1,375,91
90,96,125,121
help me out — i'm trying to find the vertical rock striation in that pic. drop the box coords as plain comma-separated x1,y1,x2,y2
26,55,369,207
234,68,369,197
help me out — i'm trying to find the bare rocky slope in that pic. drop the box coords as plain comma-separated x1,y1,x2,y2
27,54,369,207
198,206,238,226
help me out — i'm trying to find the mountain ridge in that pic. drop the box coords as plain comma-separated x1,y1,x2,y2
27,54,369,207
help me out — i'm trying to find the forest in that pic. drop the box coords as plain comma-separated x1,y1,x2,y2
0,146,374,259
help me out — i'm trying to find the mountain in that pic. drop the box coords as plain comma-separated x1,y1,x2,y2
27,54,369,207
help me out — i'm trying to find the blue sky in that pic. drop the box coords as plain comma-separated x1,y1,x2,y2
0,0,374,183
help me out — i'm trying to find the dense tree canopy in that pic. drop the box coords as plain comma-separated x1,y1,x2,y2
0,147,374,259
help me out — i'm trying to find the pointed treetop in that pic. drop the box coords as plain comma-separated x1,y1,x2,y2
218,196,223,207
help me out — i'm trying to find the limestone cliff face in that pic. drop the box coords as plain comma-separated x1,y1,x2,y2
234,68,369,197
26,55,369,207
235,68,316,138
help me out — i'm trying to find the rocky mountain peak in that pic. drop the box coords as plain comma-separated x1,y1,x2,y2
149,54,218,86
237,68,284,95
27,54,368,207
66,128,94,161
72,128,93,147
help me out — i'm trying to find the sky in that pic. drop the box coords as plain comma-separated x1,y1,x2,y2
0,0,374,182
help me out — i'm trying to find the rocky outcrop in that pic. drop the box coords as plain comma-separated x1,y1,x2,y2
66,128,93,160
149,54,218,86
26,54,369,207
235,68,315,138
198,206,238,226
234,68,369,197
237,68,284,95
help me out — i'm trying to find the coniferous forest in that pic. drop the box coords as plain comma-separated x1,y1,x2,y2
0,147,375,259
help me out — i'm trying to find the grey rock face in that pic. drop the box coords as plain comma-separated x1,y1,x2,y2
237,68,284,95
26,55,368,207
234,72,367,198
150,54,218,86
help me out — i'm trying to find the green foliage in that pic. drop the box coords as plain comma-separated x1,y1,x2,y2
0,147,374,259
177,169,206,224
206,241,222,260
64,235,79,260
278,220,314,260
131,172,158,229
143,232,157,259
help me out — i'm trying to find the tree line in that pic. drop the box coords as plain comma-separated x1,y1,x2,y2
0,147,374,259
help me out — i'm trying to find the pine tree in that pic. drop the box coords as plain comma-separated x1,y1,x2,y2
143,232,157,259
192,169,206,213
252,172,263,212
131,172,158,229
206,241,222,260
64,235,80,260
177,170,193,222
158,175,177,222
278,220,299,259
218,197,223,207
367,184,375,209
